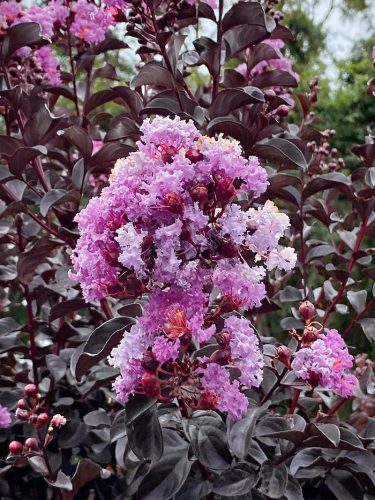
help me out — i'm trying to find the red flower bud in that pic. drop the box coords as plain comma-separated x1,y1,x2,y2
218,295,240,314
24,437,39,452
299,301,316,324
215,176,236,204
185,148,203,163
8,441,23,455
275,105,290,118
17,399,27,410
36,413,49,428
197,390,219,410
15,408,30,421
216,331,231,348
141,372,161,399
160,145,178,163
190,186,208,206
301,325,320,347
164,192,184,215
275,345,292,369
24,384,38,398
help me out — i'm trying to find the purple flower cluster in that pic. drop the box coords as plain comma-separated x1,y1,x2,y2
237,38,299,112
0,404,11,429
71,0,115,43
72,116,297,419
4,0,117,85
292,329,358,397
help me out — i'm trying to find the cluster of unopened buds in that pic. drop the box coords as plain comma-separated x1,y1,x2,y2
307,129,345,174
8,384,66,456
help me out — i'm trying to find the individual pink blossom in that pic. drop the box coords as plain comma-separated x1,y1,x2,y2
291,329,358,397
0,404,11,429
50,414,66,428
152,337,180,363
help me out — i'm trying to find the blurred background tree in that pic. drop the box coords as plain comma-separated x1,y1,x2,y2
280,0,375,169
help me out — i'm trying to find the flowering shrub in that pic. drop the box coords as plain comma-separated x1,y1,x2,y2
0,0,374,498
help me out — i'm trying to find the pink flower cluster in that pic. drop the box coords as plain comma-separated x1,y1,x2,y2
4,0,118,85
237,38,299,112
72,116,297,419
292,329,358,397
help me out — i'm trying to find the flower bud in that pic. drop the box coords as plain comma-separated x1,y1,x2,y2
216,331,231,348
197,390,218,410
210,349,231,366
215,176,236,204
161,145,178,163
190,186,208,206
301,325,320,346
141,372,161,399
8,441,23,455
276,345,292,369
36,413,49,428
164,192,184,215
15,408,30,421
24,384,38,398
24,437,39,452
185,148,203,163
299,301,316,324
275,104,290,118
17,399,27,410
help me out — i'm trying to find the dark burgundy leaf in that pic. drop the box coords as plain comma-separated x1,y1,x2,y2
45,471,72,491
251,70,299,89
222,2,267,32
302,172,352,200
207,117,252,152
40,189,79,217
88,143,134,169
131,62,175,90
1,23,45,64
71,316,135,381
61,126,93,158
127,404,163,462
61,459,110,500
83,87,143,117
210,87,264,119
9,145,47,177
49,298,87,321
17,237,60,284
253,138,307,169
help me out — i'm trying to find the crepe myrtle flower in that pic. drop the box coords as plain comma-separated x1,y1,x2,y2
72,115,298,419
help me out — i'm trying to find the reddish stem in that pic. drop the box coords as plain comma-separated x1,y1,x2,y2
100,298,114,320
288,389,301,415
342,297,375,338
24,284,39,388
328,397,350,416
322,220,367,326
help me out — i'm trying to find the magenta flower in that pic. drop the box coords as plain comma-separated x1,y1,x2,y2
36,46,61,85
291,329,358,397
70,0,115,43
